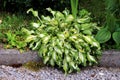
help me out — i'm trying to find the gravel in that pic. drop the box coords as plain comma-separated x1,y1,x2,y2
0,65,120,80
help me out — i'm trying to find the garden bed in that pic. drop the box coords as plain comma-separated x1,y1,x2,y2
0,48,120,68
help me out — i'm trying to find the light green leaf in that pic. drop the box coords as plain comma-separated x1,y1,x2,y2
43,56,49,64
50,59,55,66
66,15,74,22
77,17,90,23
78,52,85,63
46,8,56,16
22,28,34,35
42,36,50,44
70,61,76,69
65,48,69,55
83,30,92,35
29,42,34,48
26,35,36,42
87,53,97,63
27,8,38,17
56,39,63,48
56,11,64,19
52,51,57,60
41,15,51,21
32,41,41,50
57,33,65,40
60,23,68,28
38,34,46,38
66,56,71,62
54,46,62,55
31,22,40,28
63,60,68,74
81,23,91,30
92,42,100,47
83,36,92,44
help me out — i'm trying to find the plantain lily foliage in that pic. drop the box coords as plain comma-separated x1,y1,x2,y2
23,8,101,74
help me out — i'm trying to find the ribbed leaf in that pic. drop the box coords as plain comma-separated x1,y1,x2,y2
95,28,111,43
113,31,120,44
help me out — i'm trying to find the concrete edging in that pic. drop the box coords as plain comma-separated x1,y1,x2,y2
0,49,120,67
99,50,120,67
0,49,41,65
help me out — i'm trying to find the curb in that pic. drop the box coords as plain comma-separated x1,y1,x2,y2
0,49,120,67
0,49,41,65
99,50,120,67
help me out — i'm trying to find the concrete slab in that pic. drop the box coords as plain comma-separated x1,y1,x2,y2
0,49,41,65
99,50,120,67
0,49,120,67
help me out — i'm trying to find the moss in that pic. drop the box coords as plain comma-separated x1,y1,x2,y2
23,61,45,71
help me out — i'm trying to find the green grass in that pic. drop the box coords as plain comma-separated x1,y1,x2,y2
0,12,33,40
0,12,32,31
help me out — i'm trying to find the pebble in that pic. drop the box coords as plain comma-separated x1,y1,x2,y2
0,65,120,80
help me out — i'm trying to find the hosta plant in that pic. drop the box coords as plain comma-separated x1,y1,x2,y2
23,8,101,74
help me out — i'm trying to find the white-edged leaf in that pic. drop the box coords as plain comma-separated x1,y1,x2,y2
66,55,71,62
63,60,68,74
54,46,62,54
43,56,49,64
50,59,55,66
27,8,38,17
31,22,40,28
32,41,41,50
52,51,57,60
79,52,85,63
42,36,50,44
87,53,97,63
26,35,36,42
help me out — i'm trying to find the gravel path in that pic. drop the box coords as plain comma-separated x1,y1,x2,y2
0,65,120,80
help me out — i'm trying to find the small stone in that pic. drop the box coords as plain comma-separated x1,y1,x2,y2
98,72,104,76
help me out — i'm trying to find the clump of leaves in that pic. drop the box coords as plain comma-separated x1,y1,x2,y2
5,31,27,51
23,8,101,74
